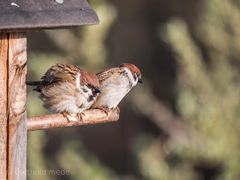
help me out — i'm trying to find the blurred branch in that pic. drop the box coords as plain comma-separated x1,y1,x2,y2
131,87,192,143
27,108,120,131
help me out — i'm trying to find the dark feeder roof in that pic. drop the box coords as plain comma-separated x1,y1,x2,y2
0,0,99,31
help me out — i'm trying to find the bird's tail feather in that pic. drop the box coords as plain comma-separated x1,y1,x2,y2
26,81,42,86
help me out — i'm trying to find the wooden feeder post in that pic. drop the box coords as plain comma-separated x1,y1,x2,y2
0,1,119,180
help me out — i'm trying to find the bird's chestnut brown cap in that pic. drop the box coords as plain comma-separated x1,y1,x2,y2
81,71,101,90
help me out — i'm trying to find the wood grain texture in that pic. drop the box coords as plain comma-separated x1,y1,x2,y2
8,33,27,180
0,33,8,180
0,0,99,31
28,108,120,131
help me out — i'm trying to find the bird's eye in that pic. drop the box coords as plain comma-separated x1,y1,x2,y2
82,87,89,93
134,73,138,81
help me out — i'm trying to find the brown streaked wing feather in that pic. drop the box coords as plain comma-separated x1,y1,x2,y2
97,67,122,82
41,64,80,85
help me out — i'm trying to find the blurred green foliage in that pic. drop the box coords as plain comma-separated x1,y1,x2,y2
27,0,240,179
137,0,240,179
163,0,240,179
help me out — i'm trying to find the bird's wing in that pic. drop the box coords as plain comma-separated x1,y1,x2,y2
97,67,122,83
41,64,79,85
32,64,80,92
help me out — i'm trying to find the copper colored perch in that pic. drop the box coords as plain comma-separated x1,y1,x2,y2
27,108,120,131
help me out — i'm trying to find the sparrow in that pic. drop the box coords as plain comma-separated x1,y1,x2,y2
92,63,142,112
27,64,101,121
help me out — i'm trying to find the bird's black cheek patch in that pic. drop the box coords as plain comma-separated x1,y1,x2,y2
88,95,94,102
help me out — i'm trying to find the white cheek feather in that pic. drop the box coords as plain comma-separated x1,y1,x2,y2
75,73,92,97
123,67,138,87
75,73,89,100
75,73,81,90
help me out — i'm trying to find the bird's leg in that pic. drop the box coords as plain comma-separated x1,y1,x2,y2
62,111,78,122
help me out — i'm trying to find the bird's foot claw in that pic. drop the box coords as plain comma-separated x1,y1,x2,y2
62,112,78,122
77,112,85,121
97,107,110,116
115,106,120,113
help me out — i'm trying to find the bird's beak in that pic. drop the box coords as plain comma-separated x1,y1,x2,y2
138,79,143,83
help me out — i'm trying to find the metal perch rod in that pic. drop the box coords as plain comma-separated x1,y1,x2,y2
27,108,120,131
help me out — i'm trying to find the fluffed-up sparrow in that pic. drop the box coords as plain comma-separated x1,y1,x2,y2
27,64,101,121
92,63,142,113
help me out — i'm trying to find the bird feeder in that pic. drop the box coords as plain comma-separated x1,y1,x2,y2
0,1,119,179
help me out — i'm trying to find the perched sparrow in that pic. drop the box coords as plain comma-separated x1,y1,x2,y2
92,63,142,112
27,64,101,121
